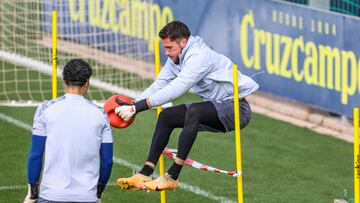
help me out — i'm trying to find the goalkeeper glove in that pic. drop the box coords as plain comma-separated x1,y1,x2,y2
114,99,149,121
23,183,39,203
115,105,136,122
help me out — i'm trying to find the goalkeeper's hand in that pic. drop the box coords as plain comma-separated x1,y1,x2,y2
115,105,136,121
114,98,136,122
23,183,39,203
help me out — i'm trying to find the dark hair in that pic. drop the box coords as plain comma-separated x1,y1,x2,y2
62,58,92,86
159,21,191,41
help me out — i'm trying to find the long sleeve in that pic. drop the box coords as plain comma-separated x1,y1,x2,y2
148,53,211,107
98,143,113,185
28,135,46,184
28,104,47,184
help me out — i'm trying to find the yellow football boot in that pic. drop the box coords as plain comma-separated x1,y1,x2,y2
144,173,179,191
116,173,152,191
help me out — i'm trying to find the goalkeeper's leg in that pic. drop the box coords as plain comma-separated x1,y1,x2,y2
117,104,187,190
145,101,225,191
145,104,188,169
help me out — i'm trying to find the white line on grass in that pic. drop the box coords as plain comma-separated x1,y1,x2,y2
0,112,32,131
0,185,27,190
0,112,235,203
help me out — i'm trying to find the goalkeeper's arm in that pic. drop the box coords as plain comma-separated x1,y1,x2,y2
97,143,113,200
24,135,46,203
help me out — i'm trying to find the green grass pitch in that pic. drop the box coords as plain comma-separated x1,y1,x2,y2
0,93,354,202
0,1,355,202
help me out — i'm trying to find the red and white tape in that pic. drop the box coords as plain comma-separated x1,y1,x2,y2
163,148,241,178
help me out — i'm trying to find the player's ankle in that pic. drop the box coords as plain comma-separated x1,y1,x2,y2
167,162,183,180
139,164,154,176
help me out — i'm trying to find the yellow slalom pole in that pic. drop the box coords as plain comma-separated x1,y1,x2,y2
154,39,166,203
52,10,58,99
354,108,360,203
232,64,244,203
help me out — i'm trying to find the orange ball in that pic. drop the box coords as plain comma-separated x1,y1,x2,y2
103,95,136,128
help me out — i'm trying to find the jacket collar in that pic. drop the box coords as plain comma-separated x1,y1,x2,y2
178,35,194,64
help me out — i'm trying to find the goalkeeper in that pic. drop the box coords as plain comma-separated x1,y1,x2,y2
116,21,258,191
24,59,113,203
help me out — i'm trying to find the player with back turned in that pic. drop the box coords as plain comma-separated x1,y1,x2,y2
24,59,113,203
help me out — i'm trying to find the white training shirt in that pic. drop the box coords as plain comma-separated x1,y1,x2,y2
32,94,112,202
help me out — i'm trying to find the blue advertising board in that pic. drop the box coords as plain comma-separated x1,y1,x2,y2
44,0,360,117
157,0,360,117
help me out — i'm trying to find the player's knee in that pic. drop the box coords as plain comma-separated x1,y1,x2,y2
158,107,173,123
185,105,200,120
